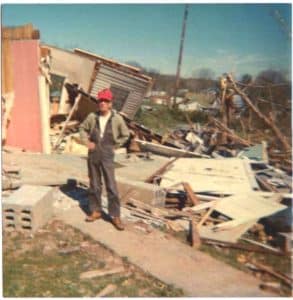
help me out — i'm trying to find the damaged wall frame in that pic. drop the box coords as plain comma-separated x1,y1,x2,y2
46,44,153,121
74,48,153,120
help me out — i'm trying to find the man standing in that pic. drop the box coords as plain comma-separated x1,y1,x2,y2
79,88,130,230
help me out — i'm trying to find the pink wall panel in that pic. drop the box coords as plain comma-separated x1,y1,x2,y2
6,40,43,152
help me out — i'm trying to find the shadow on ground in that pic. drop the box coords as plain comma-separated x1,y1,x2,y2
59,179,112,223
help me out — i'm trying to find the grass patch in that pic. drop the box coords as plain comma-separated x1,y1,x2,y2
3,220,184,297
135,101,211,135
134,104,186,134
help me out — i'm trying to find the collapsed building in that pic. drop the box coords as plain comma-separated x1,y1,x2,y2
2,24,153,153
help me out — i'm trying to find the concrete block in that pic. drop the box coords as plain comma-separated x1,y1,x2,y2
115,176,166,207
2,185,56,232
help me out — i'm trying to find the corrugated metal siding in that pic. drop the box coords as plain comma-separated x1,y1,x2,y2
90,64,150,119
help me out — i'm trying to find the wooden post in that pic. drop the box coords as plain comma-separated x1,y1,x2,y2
190,218,201,249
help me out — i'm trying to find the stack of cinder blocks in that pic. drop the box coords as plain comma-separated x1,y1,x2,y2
2,185,55,233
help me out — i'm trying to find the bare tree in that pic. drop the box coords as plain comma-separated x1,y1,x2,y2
255,69,287,84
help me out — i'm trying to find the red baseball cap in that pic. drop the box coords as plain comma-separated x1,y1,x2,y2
97,89,113,101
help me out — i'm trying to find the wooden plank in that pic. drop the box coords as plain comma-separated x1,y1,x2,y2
241,238,281,253
80,266,125,280
136,139,208,158
202,238,286,256
248,261,292,287
197,200,219,229
183,201,216,213
53,94,81,150
160,158,257,195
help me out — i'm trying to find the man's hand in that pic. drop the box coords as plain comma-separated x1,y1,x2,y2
87,142,95,150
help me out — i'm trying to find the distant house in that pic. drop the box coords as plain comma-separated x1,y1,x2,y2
177,89,189,97
170,96,185,104
149,90,167,97
178,101,205,112
150,95,170,105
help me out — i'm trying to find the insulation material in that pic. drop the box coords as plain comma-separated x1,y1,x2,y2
6,40,43,152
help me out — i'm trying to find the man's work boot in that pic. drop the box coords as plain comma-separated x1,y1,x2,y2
112,217,125,231
85,211,102,222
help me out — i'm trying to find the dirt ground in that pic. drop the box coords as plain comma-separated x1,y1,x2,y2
3,219,184,297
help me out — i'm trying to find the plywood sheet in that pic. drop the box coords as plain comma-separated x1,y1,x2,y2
160,158,258,194
213,192,285,222
199,220,257,243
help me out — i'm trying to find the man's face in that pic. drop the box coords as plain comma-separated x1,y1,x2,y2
98,99,112,114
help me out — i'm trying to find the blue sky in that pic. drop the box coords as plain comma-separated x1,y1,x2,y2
2,3,291,79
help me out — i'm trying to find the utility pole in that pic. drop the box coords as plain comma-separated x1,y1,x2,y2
173,4,189,108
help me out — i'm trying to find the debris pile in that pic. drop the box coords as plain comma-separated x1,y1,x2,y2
2,163,22,194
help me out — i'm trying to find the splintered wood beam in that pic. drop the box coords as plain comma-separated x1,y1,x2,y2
144,157,178,183
210,116,252,146
255,175,279,192
227,74,291,152
182,182,200,206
